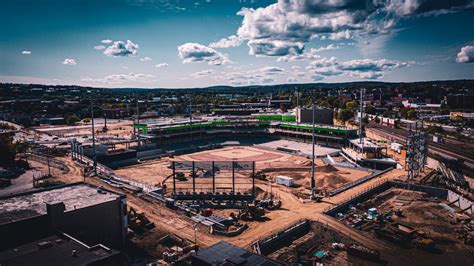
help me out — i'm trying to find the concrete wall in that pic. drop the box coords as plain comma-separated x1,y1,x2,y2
325,181,449,216
0,215,52,250
57,198,127,249
0,197,127,250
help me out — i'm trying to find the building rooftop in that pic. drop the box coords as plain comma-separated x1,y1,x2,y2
0,183,122,225
349,138,384,150
191,241,280,266
0,234,120,266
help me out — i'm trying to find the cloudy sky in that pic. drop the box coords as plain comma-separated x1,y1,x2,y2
1,0,474,88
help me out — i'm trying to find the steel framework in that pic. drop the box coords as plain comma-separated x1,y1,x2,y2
405,121,428,180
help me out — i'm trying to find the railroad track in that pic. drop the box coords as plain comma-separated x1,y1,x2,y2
367,123,474,170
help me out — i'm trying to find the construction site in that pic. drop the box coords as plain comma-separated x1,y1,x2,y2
2,105,473,265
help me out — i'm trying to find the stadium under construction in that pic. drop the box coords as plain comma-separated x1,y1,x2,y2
133,114,358,148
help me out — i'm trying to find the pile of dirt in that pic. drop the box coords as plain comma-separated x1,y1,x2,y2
296,160,312,166
314,173,350,189
316,165,338,173
254,187,272,200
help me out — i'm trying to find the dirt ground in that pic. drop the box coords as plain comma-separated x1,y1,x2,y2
115,157,173,186
50,156,416,263
115,146,371,195
340,187,474,266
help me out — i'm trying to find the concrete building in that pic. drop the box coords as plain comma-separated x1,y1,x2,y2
191,241,280,265
296,106,334,125
0,234,122,265
0,182,127,251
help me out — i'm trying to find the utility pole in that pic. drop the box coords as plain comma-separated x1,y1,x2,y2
136,99,140,149
310,92,316,200
188,94,193,123
193,223,199,244
47,154,51,176
91,99,97,176
296,87,300,126
359,88,365,153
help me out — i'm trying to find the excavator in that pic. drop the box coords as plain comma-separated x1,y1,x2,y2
128,207,155,235
238,203,265,221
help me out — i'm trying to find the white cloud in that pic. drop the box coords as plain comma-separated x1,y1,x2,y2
62,58,77,65
94,45,106,50
307,57,338,68
101,39,113,44
155,63,169,68
82,72,155,84
248,40,304,57
191,69,215,78
287,77,298,82
340,58,408,71
177,43,231,65
347,70,384,79
21,50,31,55
456,45,474,63
139,56,152,62
103,40,139,57
310,44,339,53
329,30,353,40
233,0,474,57
209,35,243,49
259,66,285,75
306,57,409,80
386,0,474,17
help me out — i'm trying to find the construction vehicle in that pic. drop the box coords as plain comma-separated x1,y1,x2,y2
413,238,435,250
128,207,155,235
238,203,265,221
258,199,282,210
176,172,187,181
252,171,267,180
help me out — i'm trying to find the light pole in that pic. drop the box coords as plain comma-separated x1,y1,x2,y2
136,99,140,149
91,99,97,176
310,92,316,200
193,223,199,244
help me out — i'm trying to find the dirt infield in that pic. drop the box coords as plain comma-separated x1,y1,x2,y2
115,146,371,194
175,146,288,163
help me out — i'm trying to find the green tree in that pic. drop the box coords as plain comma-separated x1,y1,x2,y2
0,135,16,167
65,114,80,125
338,109,354,122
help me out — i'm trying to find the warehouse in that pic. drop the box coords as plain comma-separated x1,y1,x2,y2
0,182,127,250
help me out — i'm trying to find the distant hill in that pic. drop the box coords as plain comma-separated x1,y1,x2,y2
2,79,474,93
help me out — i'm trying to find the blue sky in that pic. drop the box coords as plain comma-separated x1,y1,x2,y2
1,0,473,88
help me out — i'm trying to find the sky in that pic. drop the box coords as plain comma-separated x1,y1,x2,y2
1,0,474,88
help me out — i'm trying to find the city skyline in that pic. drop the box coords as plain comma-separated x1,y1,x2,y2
1,0,474,88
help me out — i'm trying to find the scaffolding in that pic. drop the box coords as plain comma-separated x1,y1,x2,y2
170,160,256,200
405,121,428,180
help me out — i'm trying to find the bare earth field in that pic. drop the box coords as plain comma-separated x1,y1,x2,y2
115,146,371,194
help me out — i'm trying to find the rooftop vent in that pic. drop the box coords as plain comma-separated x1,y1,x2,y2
37,241,53,250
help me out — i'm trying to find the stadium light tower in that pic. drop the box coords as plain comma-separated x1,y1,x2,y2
359,88,365,153
188,93,193,123
90,99,97,176
136,99,141,149
296,87,300,126
310,91,316,200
